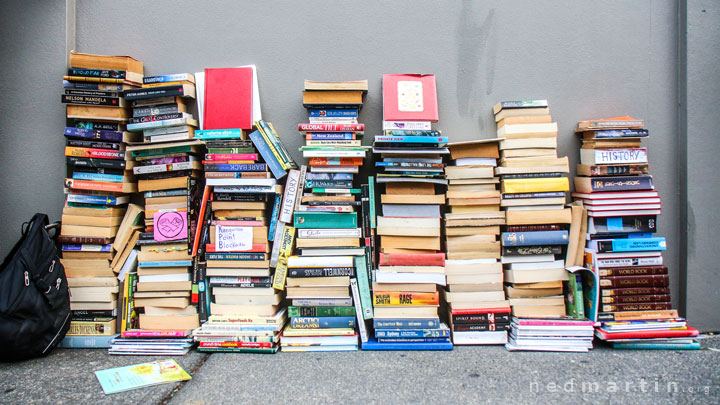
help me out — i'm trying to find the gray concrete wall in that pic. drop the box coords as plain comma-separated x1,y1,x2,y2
683,0,720,332
0,0,716,329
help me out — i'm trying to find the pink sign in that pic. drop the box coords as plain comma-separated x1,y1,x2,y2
153,211,188,242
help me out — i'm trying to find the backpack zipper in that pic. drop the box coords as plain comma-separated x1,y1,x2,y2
43,311,70,354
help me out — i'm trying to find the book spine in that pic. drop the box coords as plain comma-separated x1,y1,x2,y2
354,254,373,319
611,342,700,350
287,267,355,277
350,278,369,343
501,245,563,256
66,139,121,150
133,104,182,117
311,188,361,194
211,282,271,288
278,170,300,224
501,230,569,246
588,175,654,192
383,130,442,136
502,191,565,199
305,180,354,189
64,75,125,84
65,178,125,193
67,320,115,336
598,237,666,252
378,253,445,266
590,148,647,164
305,133,356,140
600,287,670,297
375,328,450,338
452,313,511,324
203,163,267,172
198,341,272,348
57,235,110,244
64,127,124,143
255,121,288,170
287,306,356,317
309,157,363,166
291,298,353,307
124,86,186,100
308,109,358,117
293,212,357,228
72,172,125,183
128,112,187,124
596,256,663,268
65,89,121,98
121,330,188,338
68,68,126,79
127,117,190,131
452,323,510,332
194,129,246,139
372,291,439,306
373,319,440,329
271,226,295,290
587,129,649,138
602,302,672,312
374,136,447,143
65,193,120,205
298,123,364,133
62,94,123,106
599,275,670,288
65,147,125,160
143,73,193,84
601,294,671,304
248,130,287,179
267,122,297,169
289,316,356,329
63,80,124,91
382,121,432,130
598,266,668,277
206,154,258,161
267,190,282,242
583,164,649,176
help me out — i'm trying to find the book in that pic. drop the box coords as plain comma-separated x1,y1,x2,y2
203,67,254,130
383,74,439,122
94,360,191,394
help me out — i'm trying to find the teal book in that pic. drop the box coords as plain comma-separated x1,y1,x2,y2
611,342,700,350
293,212,357,228
355,254,374,319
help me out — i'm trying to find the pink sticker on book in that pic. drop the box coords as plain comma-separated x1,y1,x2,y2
154,211,187,241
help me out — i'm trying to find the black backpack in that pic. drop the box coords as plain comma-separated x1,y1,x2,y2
0,213,71,361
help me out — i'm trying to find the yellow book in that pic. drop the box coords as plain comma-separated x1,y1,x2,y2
501,177,569,194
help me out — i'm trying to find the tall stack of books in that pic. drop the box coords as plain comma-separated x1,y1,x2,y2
59,52,144,343
364,74,452,350
443,139,509,345
494,100,572,319
123,74,201,333
279,80,371,352
192,126,286,354
572,116,699,350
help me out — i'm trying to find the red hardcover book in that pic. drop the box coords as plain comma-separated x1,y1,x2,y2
382,74,439,122
204,67,253,130
298,123,364,133
596,326,699,340
379,253,446,267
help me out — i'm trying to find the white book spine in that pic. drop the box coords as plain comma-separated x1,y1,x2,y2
278,170,300,224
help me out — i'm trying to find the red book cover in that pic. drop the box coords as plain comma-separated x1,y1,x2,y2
379,253,445,267
383,74,439,122
596,326,699,340
204,67,253,130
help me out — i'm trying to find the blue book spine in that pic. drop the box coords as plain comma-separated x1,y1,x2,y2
72,172,124,183
591,129,649,138
204,163,267,172
501,230,570,246
143,189,187,198
361,337,453,351
138,260,193,267
267,192,282,242
305,172,354,181
143,73,193,84
605,237,667,252
61,243,112,252
58,334,118,348
375,328,450,338
374,136,448,143
611,342,700,350
376,337,451,343
309,109,358,117
65,194,119,205
195,129,246,139
305,133,355,140
290,316,356,329
249,130,287,179
373,319,440,329
64,126,123,143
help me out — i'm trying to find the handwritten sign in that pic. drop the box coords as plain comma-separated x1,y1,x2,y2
153,211,187,242
216,226,253,252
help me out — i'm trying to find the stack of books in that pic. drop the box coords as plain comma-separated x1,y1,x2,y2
279,81,371,352
505,317,595,352
572,116,699,350
123,74,202,333
193,309,287,354
59,52,144,344
109,330,194,355
364,74,451,350
443,139,509,345
193,128,285,353
494,100,571,318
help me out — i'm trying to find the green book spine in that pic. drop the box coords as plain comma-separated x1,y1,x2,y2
355,255,374,319
131,145,194,157
311,188,361,194
565,273,585,318
254,120,287,170
293,212,358,228
287,306,355,317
